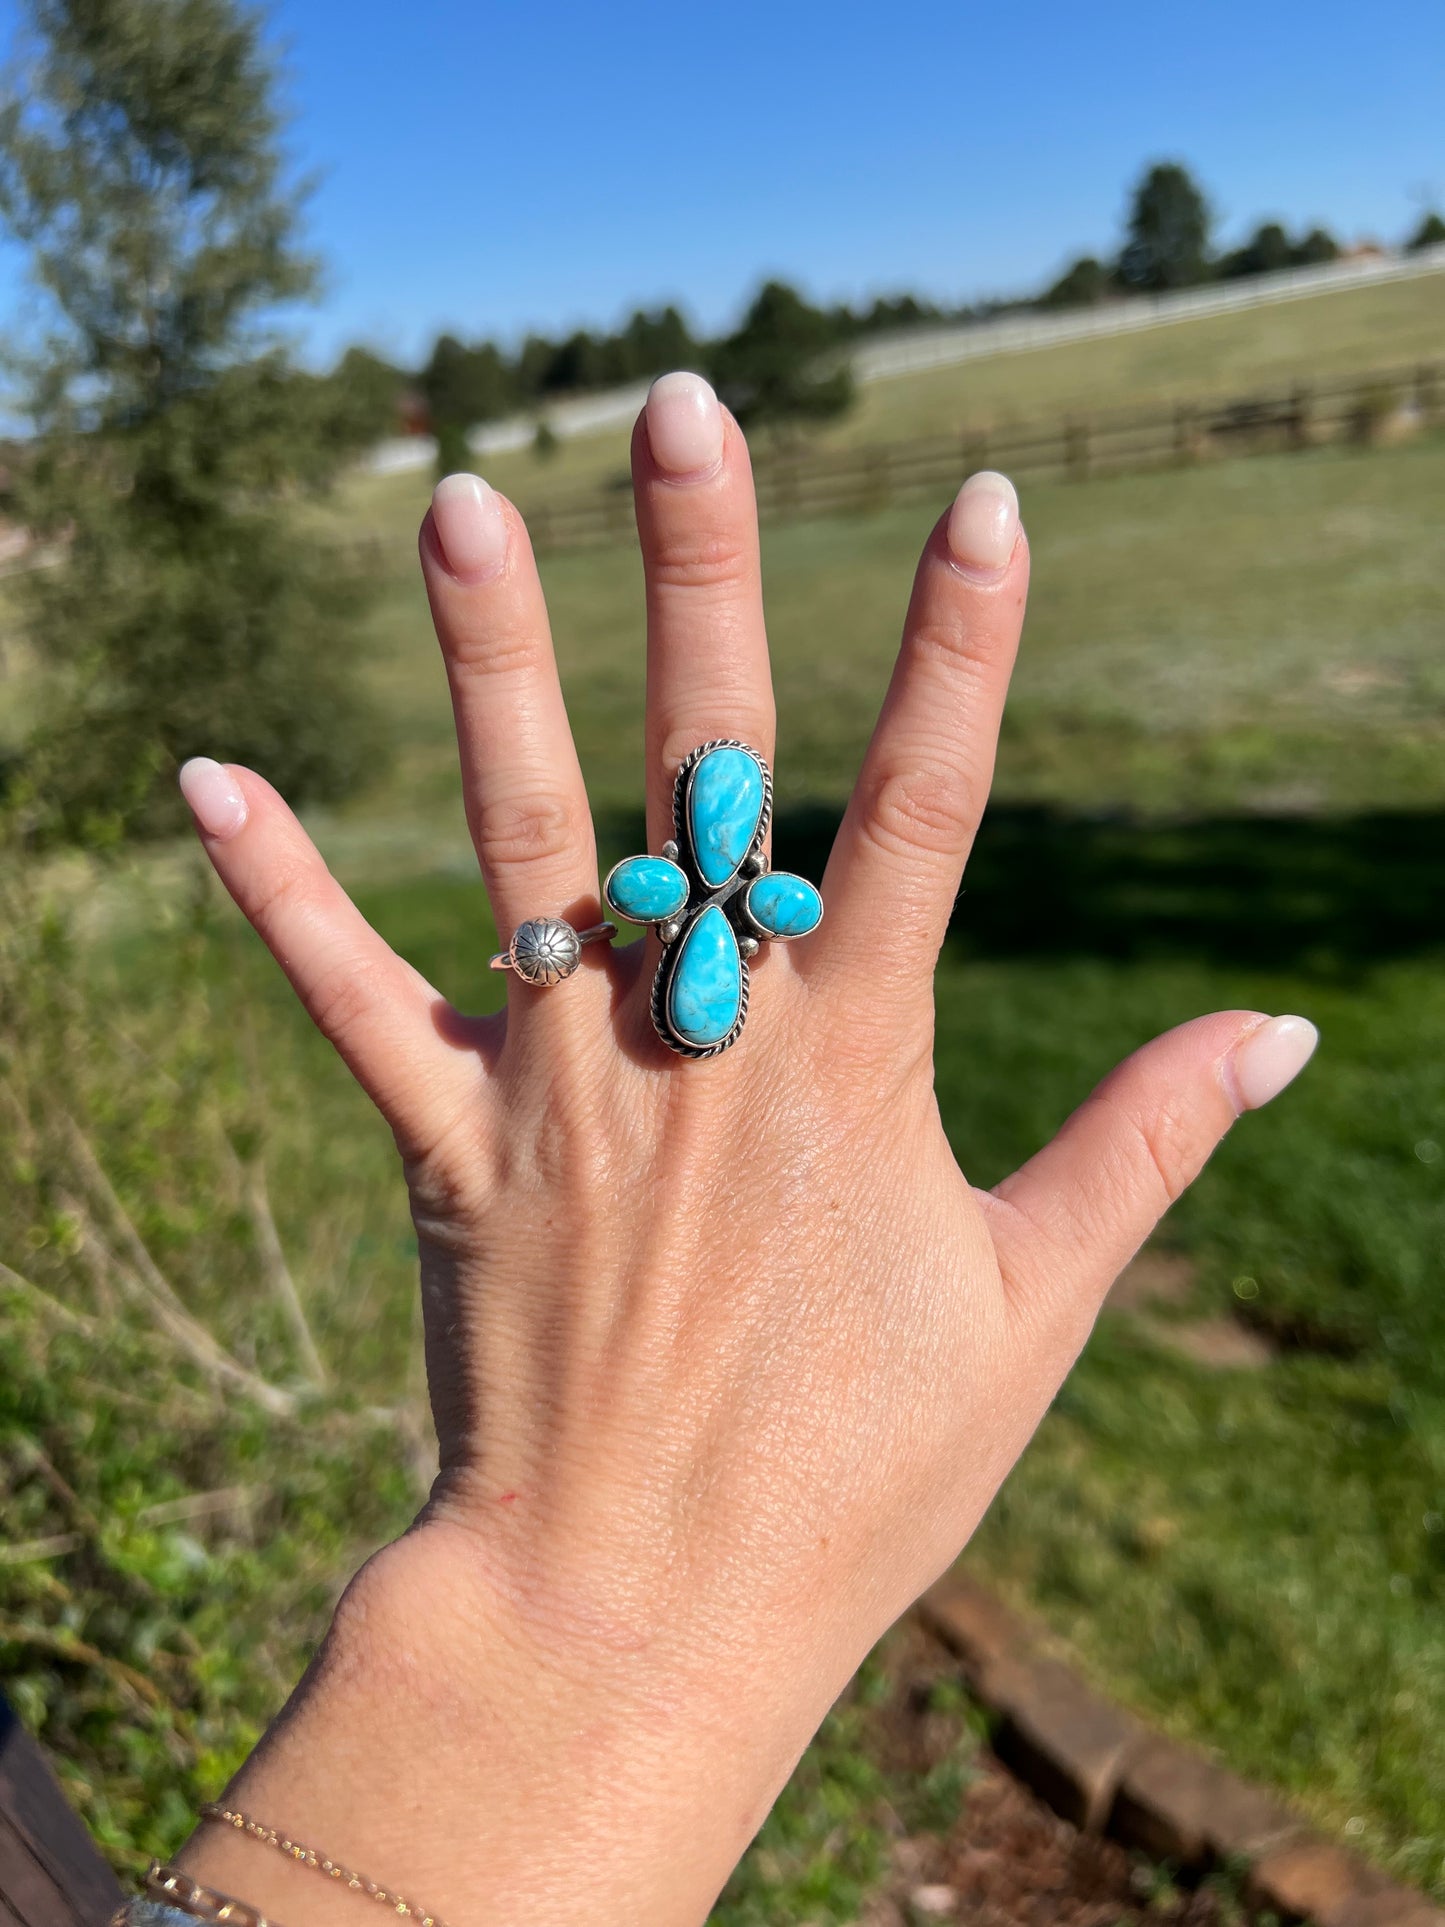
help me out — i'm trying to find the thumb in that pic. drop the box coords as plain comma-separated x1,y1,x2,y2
987,1010,1318,1313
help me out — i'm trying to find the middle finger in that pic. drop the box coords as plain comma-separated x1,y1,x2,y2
633,375,775,849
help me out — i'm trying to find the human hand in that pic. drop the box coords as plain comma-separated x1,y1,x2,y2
175,373,1316,1927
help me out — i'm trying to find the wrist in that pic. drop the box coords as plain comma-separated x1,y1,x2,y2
176,1519,821,1927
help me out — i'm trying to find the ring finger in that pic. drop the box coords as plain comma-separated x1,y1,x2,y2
420,475,600,960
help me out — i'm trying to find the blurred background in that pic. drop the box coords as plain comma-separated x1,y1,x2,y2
0,0,1441,1919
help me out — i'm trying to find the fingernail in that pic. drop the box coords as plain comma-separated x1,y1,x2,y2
646,371,724,479
431,473,508,581
1226,1015,1319,1113
947,470,1019,573
179,757,248,841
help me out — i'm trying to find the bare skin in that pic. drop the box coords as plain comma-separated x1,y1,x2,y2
174,375,1315,1927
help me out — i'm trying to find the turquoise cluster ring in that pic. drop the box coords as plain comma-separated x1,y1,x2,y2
604,740,824,1057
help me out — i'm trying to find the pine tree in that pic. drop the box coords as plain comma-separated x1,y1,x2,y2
1117,162,1213,293
0,0,381,841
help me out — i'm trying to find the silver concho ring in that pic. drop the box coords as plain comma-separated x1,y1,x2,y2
489,917,616,986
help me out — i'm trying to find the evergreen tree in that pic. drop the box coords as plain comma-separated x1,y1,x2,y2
1040,254,1112,308
1293,226,1340,266
421,333,512,430
0,0,380,841
1117,162,1213,292
709,280,853,429
619,305,695,381
1406,209,1445,251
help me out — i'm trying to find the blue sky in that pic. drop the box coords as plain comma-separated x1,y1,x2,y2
2,0,1442,368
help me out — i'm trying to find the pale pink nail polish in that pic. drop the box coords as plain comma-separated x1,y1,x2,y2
179,757,248,841
947,470,1020,573
1226,1015,1319,1113
646,372,724,478
431,473,509,581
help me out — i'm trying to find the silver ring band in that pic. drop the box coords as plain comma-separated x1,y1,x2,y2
489,918,616,985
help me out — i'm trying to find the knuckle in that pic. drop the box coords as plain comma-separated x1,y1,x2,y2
307,956,385,1050
648,528,752,594
906,615,997,678
858,762,972,860
1109,1092,1199,1207
443,616,545,679
474,791,587,872
247,855,315,941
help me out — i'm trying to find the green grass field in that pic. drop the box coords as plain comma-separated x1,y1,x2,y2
4,427,1444,1905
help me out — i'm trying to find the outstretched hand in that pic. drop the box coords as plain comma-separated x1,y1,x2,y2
176,373,1316,1927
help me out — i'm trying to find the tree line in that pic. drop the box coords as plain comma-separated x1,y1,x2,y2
354,163,1445,449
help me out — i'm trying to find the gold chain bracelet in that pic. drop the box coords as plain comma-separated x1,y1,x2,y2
198,1804,449,1927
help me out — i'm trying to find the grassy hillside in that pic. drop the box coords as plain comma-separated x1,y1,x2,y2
346,267,1445,513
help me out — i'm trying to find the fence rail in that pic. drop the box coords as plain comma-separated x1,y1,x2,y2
850,244,1445,381
517,358,1445,553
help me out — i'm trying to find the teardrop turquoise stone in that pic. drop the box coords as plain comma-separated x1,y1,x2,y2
686,746,764,888
744,872,823,938
665,905,742,1048
605,855,689,923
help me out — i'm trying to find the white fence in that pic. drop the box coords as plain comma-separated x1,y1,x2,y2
363,246,1445,476
364,381,652,476
851,246,1445,383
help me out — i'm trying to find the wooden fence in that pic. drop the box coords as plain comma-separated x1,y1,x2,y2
517,357,1445,554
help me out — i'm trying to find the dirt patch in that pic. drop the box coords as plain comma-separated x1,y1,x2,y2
1105,1250,1276,1371
1106,1249,1197,1312
1133,1313,1276,1372
856,1623,1270,1927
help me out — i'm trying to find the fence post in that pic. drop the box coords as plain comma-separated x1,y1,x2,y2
1415,362,1441,428
1065,417,1091,482
1173,402,1196,464
1290,384,1313,450
778,456,800,519
865,447,891,510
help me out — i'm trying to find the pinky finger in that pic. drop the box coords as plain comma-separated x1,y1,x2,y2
179,759,477,1158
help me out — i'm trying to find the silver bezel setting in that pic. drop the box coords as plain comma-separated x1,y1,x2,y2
601,853,690,931
605,740,820,1059
647,740,773,1057
651,913,751,1059
736,875,825,943
672,737,774,895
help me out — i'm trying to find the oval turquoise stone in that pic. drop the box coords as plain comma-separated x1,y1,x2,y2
665,905,742,1048
744,872,823,939
605,855,689,923
686,746,764,887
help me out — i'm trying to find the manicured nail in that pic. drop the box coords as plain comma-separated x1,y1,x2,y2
179,757,248,841
947,470,1019,573
431,473,508,581
646,372,724,478
1226,1015,1319,1113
